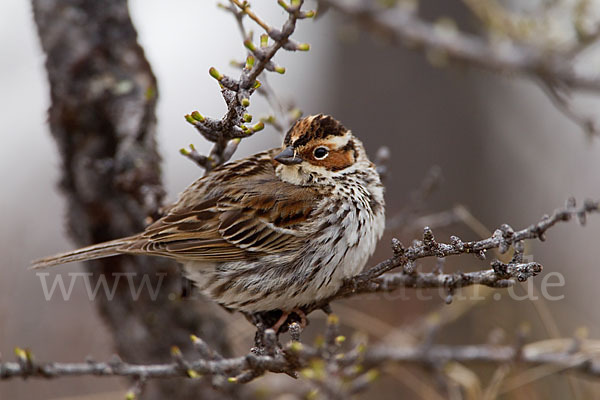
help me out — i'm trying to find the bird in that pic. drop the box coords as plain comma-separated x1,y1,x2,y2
32,114,386,331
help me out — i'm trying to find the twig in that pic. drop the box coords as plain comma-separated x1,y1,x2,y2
222,1,303,135
256,75,301,135
320,0,600,92
308,198,599,310
182,0,313,171
320,0,600,137
3,341,600,383
363,344,600,376
539,79,599,138
385,165,443,232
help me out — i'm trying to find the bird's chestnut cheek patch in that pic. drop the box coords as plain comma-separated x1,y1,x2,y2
303,148,355,171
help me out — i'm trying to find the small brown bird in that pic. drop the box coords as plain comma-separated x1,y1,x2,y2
33,115,385,328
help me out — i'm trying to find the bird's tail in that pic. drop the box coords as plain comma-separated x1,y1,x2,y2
31,236,137,269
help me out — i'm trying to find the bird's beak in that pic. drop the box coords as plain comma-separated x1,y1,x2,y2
274,146,303,165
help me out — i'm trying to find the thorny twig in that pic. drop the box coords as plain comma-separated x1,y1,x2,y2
180,0,313,171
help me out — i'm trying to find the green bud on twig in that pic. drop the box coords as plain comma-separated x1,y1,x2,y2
301,368,315,379
145,86,157,100
252,121,265,132
274,66,286,74
297,43,310,51
14,347,27,361
170,346,182,357
289,108,302,120
244,39,256,52
243,113,252,122
187,369,200,379
357,343,366,354
366,369,380,382
191,111,205,122
209,67,223,81
277,0,289,11
289,341,303,353
314,335,325,348
260,34,269,48
245,55,255,69
180,144,196,156
241,98,250,107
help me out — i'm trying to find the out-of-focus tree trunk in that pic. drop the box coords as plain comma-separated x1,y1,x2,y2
31,1,236,398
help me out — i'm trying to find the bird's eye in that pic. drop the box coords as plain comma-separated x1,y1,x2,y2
313,147,329,160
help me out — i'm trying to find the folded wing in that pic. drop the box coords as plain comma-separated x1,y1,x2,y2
123,152,323,262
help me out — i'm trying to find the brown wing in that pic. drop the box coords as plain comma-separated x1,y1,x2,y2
122,150,324,262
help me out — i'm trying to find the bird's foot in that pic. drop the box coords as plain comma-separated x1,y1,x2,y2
247,308,309,349
271,308,307,333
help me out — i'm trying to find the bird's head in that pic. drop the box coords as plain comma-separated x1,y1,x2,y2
274,114,365,185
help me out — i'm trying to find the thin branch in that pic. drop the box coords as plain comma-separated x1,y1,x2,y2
225,5,302,136
321,0,600,92
539,79,599,138
363,344,600,376
255,75,301,135
182,0,313,171
3,340,600,383
308,198,599,310
320,0,600,137
385,165,443,232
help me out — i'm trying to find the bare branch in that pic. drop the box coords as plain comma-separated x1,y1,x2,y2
320,0,600,138
3,340,600,384
321,0,600,92
539,79,599,138
307,198,599,310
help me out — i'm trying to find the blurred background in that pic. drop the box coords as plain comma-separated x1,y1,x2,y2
2,0,600,398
